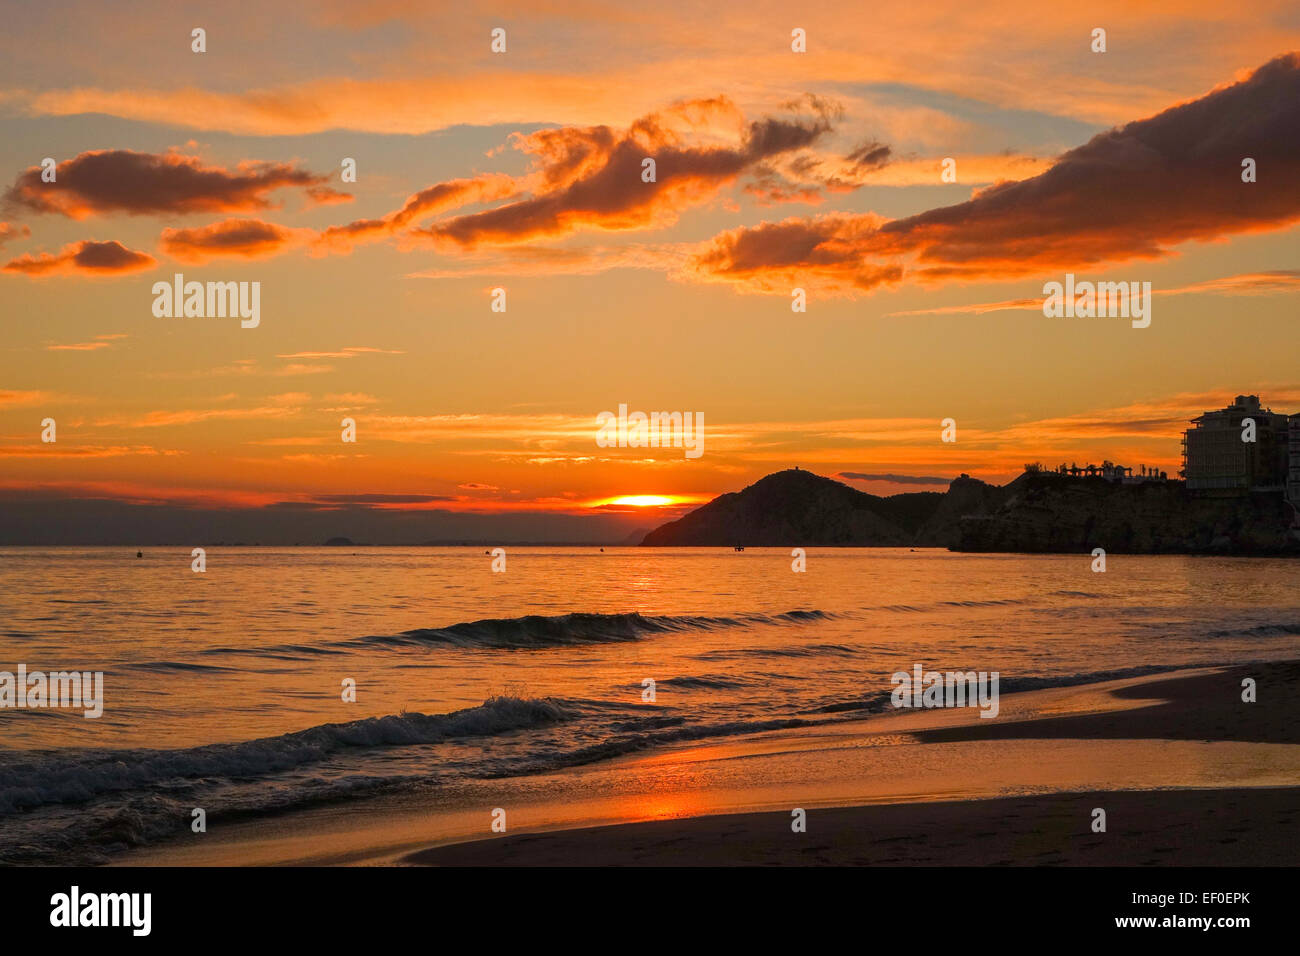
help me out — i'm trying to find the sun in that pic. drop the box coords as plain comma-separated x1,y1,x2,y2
606,495,675,507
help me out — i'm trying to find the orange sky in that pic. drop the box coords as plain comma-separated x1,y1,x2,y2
1,2,1298,540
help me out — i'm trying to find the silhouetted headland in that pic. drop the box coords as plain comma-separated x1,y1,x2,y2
640,468,1300,554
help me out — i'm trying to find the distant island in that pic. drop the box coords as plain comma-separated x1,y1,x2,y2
640,468,1300,555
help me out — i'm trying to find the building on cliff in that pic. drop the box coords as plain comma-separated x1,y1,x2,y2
1182,395,1290,495
1045,461,1167,482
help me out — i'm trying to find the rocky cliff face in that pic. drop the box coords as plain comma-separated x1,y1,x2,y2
913,475,1013,547
956,473,1299,554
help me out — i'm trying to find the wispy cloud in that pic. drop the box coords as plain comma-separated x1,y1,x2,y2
885,270,1300,317
45,333,128,352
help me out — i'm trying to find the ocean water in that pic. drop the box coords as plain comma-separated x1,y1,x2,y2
1,546,1298,863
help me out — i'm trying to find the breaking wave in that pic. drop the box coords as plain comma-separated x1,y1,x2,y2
349,609,836,650
0,696,574,817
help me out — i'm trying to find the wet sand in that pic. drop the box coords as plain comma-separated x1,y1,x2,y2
407,786,1300,866
406,661,1300,866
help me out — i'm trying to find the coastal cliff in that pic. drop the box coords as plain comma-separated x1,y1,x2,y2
956,472,1298,554
641,468,1299,554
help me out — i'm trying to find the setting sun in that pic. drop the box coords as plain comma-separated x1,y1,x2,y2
606,495,675,507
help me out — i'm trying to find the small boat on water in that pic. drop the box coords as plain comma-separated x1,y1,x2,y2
734,545,745,551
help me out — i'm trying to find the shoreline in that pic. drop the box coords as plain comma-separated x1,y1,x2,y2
403,661,1300,866
120,660,1300,867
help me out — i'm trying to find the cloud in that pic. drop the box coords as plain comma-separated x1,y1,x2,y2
15,73,654,137
102,403,308,428
838,471,951,485
159,217,312,261
884,296,1041,317
274,363,334,376
308,493,455,505
0,389,53,407
0,222,30,247
3,239,157,276
409,96,838,249
150,359,260,380
685,213,904,291
305,185,354,205
685,53,1300,294
4,149,335,219
46,333,128,351
407,242,685,279
1158,269,1300,296
314,174,517,253
0,445,178,458
886,270,1300,316
15,3,1274,142
846,140,892,169
275,347,404,359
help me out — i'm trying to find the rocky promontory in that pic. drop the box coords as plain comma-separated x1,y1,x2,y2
640,468,1299,554
956,472,1297,554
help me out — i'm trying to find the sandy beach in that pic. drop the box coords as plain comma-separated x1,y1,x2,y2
120,660,1300,867
406,661,1300,866
407,787,1300,866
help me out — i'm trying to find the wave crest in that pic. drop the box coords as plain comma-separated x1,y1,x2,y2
354,609,835,650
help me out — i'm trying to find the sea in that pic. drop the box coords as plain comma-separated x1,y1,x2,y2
1,546,1297,863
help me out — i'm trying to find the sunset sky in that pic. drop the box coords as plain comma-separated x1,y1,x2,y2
2,2,1298,542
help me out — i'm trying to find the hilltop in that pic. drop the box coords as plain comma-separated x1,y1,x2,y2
640,469,983,547
640,468,1299,554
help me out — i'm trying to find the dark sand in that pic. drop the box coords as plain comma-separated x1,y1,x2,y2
916,661,1300,746
407,787,1300,866
407,661,1300,866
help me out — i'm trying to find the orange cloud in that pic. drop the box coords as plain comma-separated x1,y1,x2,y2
887,270,1300,316
305,185,354,205
411,96,838,249
3,239,156,276
160,218,310,262
0,389,53,407
4,149,337,219
0,222,30,247
46,333,127,351
687,213,903,291
275,347,404,359
685,53,1300,294
99,403,308,428
314,174,516,253
0,445,178,458
274,363,334,376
